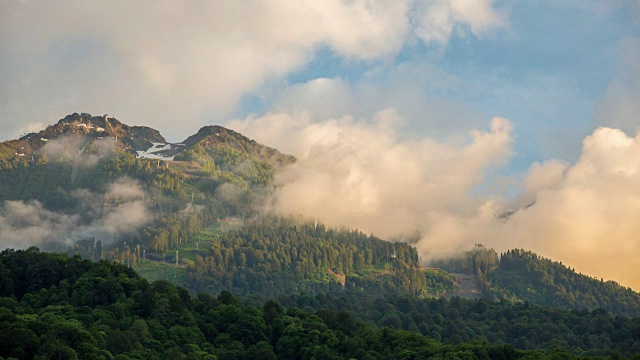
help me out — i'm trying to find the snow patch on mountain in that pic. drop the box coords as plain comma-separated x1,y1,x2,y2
136,142,185,160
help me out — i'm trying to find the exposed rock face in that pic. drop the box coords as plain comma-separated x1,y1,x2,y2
3,113,166,158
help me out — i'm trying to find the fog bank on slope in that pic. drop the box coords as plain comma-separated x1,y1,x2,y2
0,177,150,250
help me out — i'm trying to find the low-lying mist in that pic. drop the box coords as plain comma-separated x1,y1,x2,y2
229,110,640,290
0,177,150,250
0,135,150,250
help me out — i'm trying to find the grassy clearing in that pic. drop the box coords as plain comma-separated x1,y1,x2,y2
136,260,190,289
135,223,228,288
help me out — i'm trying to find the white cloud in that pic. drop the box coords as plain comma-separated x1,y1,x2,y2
263,61,487,139
229,109,514,243
417,126,640,290
0,0,506,141
493,127,640,289
411,0,506,44
0,177,151,249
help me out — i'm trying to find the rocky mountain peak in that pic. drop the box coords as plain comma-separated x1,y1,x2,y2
5,113,166,158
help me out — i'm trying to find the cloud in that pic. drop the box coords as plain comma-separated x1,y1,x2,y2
231,111,640,290
492,127,640,289
0,0,506,142
179,203,204,217
419,126,640,290
108,177,146,201
411,0,506,45
41,135,115,162
0,200,79,249
0,177,151,250
263,61,486,138
229,109,514,240
511,159,568,208
40,135,117,182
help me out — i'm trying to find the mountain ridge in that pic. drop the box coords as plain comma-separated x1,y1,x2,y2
7,113,166,159
1,113,294,166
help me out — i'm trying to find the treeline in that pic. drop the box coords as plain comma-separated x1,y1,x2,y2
276,291,640,357
185,217,448,298
2,248,637,359
432,244,499,283
437,247,640,317
485,249,640,318
75,215,455,300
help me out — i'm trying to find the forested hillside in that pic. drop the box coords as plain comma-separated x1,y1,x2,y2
185,216,454,298
485,249,640,317
1,248,639,359
436,247,640,317
277,292,640,356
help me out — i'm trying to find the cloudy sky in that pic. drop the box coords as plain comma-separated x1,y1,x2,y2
3,0,640,288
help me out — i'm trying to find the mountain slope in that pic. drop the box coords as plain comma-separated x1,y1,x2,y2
485,249,640,317
0,114,455,300
436,246,640,317
183,216,454,298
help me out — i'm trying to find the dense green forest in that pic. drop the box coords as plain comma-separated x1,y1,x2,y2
184,217,454,298
436,247,640,317
2,248,639,359
485,250,640,318
276,292,640,357
74,216,455,299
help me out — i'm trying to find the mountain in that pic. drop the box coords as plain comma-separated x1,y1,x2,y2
3,113,165,159
1,112,293,170
178,124,294,164
172,124,295,187
0,113,292,207
2,113,640,320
